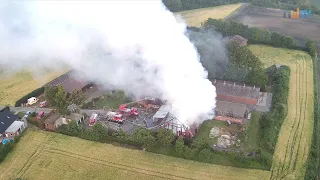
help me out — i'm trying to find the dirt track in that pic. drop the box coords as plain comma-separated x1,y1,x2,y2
233,5,320,52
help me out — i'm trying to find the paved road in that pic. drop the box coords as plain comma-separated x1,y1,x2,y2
0,106,101,116
0,106,53,113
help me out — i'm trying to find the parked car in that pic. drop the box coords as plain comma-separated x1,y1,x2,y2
26,111,31,115
40,101,47,108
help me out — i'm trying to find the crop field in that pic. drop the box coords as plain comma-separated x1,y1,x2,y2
249,45,314,180
0,70,68,106
0,129,270,180
233,5,320,52
176,3,242,27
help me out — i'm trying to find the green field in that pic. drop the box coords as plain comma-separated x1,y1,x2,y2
176,3,242,27
249,45,314,180
0,129,270,180
0,70,69,106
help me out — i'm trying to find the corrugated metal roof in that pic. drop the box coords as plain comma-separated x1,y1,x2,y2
153,105,171,119
5,121,24,133
213,80,260,99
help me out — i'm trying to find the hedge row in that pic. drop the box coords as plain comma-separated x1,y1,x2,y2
0,131,23,164
57,121,270,170
259,66,290,153
304,55,319,180
15,87,45,107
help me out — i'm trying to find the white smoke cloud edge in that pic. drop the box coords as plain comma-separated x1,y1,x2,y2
0,0,216,126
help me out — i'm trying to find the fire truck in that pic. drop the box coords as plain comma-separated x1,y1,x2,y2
119,104,139,116
89,113,98,126
106,111,124,124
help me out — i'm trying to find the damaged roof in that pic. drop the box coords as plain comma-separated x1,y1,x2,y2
213,80,260,100
153,105,172,119
215,101,247,119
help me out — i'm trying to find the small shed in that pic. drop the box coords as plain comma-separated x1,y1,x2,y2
44,113,60,131
5,121,26,140
153,105,171,122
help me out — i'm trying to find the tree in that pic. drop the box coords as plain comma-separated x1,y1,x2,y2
68,89,85,105
175,136,185,156
55,85,70,115
91,123,109,142
162,0,183,12
44,86,58,106
156,128,175,147
133,128,156,150
198,148,212,163
306,40,316,58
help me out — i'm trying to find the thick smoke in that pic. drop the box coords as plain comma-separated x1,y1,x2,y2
0,1,216,126
186,28,229,79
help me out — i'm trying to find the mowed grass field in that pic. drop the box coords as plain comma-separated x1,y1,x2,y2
0,70,68,106
0,129,270,180
249,45,314,180
176,3,242,27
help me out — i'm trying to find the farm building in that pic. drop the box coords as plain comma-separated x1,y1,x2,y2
223,35,248,46
0,111,19,143
5,120,26,140
153,105,172,122
214,101,248,124
45,70,92,94
212,79,260,105
44,112,84,131
44,113,60,131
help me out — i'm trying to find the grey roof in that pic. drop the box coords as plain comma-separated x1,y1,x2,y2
44,113,60,124
5,121,24,133
230,35,248,44
0,112,18,133
213,80,260,100
153,105,171,119
215,101,247,118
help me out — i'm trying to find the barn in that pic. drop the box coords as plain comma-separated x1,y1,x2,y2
223,35,248,46
212,79,260,105
45,70,92,94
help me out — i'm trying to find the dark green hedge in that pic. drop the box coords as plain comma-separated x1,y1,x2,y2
0,132,23,164
304,56,319,180
15,87,45,107
259,66,290,153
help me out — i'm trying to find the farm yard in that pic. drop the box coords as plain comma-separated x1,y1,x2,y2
0,129,270,180
233,5,320,52
0,69,69,106
176,3,242,27
249,45,314,179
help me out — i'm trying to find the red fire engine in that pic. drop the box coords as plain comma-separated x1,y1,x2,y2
106,111,124,124
119,104,139,116
89,113,98,126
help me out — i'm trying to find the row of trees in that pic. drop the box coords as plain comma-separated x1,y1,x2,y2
259,66,290,153
225,41,268,87
0,134,21,164
304,50,319,180
44,85,85,115
57,121,271,170
162,0,320,15
202,19,299,49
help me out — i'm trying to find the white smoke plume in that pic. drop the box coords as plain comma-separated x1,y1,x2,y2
0,0,216,126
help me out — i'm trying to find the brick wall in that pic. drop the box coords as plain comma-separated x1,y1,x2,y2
216,94,258,105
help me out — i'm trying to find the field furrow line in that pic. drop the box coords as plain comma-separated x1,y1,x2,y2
44,148,194,180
